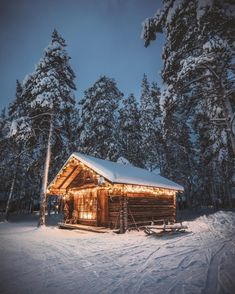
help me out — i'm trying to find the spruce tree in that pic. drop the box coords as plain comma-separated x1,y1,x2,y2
142,0,235,205
1,81,29,219
7,30,77,225
140,74,163,171
33,29,76,226
0,108,11,204
79,75,123,160
119,94,143,167
162,92,194,204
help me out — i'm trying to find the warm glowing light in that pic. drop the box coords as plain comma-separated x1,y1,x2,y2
74,187,99,195
108,184,176,196
79,212,94,219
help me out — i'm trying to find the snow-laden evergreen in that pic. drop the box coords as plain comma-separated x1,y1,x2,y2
140,74,163,171
1,3,234,220
31,30,77,225
118,93,143,167
3,30,77,224
161,92,194,205
0,83,30,220
142,0,235,205
30,30,76,110
78,75,123,161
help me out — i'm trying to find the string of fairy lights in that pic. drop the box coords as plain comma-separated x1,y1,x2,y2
48,156,177,198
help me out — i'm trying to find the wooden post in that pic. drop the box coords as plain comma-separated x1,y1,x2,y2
119,196,124,234
173,192,176,222
123,196,128,232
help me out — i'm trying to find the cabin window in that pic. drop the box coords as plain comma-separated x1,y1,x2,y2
74,191,97,220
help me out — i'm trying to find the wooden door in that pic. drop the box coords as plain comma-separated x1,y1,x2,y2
97,189,108,227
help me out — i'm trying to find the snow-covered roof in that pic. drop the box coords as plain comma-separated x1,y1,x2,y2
70,152,183,191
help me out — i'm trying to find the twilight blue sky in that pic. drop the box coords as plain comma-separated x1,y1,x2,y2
0,0,164,109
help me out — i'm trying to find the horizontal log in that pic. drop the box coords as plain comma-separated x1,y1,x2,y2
128,203,173,207
127,217,174,222
128,205,173,209
109,203,121,207
127,212,175,217
127,194,173,199
109,210,120,214
109,213,120,217
108,195,122,199
109,203,120,209
128,207,174,210
127,198,173,202
128,212,175,216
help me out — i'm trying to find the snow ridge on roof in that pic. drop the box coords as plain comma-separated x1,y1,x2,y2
73,152,184,191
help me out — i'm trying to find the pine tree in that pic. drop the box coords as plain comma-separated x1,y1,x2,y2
79,75,123,160
162,92,194,204
0,108,7,140
142,0,235,205
1,81,29,219
193,91,233,206
32,29,77,226
8,80,24,118
140,74,163,171
0,108,11,205
7,30,77,225
119,94,143,167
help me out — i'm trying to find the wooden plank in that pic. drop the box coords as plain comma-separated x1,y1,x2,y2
126,195,175,228
119,196,124,233
127,193,173,199
97,189,108,227
123,196,128,232
59,166,82,189
58,222,109,233
53,164,77,188
48,188,66,195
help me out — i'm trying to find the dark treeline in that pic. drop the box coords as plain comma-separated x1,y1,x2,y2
0,0,234,214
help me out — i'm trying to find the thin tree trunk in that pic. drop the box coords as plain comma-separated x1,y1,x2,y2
223,95,235,156
223,95,235,208
38,115,53,227
4,156,20,221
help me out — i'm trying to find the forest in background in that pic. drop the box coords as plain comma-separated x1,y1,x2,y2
0,0,234,215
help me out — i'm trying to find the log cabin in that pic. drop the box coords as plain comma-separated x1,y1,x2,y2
47,152,184,232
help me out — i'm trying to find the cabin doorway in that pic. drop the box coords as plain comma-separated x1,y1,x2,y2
97,190,108,227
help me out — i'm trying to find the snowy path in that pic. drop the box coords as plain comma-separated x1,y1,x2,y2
0,211,235,294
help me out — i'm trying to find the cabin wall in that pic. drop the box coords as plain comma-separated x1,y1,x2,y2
72,189,98,226
68,188,109,227
64,186,176,230
108,191,176,230
108,195,120,229
126,193,175,227
97,189,108,226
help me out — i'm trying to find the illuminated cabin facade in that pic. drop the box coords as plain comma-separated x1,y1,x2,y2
47,153,184,232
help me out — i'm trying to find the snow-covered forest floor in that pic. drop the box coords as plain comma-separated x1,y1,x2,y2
0,210,235,294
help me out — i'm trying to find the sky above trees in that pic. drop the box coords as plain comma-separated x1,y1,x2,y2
0,0,163,109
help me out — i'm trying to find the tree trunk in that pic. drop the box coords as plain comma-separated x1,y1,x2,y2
38,116,53,227
223,95,235,156
4,156,20,221
223,95,235,208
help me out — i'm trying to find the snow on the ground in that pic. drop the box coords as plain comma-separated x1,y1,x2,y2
0,211,235,294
